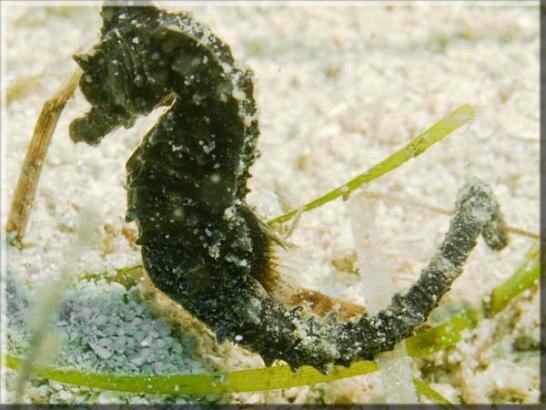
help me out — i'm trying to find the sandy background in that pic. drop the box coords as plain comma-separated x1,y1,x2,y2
2,1,539,404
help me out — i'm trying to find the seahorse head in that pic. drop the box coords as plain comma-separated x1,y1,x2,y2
69,2,172,145
70,1,260,203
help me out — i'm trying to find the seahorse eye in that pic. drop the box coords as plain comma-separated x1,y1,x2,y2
73,49,110,107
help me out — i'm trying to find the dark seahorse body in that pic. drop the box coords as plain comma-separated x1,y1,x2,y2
70,2,509,373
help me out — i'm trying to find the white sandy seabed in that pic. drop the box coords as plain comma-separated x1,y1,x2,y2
1,1,540,405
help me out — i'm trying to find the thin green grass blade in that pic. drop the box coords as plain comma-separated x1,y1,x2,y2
268,104,476,225
413,378,456,408
2,354,378,395
486,240,540,315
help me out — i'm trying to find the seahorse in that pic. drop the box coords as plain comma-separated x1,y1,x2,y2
69,1,509,373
